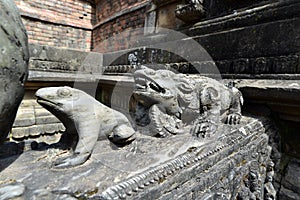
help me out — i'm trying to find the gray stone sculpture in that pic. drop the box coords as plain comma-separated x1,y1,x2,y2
133,66,243,137
1,71,276,199
175,0,206,22
0,0,29,143
35,86,136,168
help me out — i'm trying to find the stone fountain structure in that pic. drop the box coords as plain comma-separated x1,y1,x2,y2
2,0,300,199
1,67,276,199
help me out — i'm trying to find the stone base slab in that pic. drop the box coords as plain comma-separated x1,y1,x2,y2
0,117,275,199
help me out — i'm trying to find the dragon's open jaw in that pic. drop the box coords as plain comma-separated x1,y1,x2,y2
134,76,166,94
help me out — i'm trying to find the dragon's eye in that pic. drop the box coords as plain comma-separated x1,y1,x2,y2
57,88,72,97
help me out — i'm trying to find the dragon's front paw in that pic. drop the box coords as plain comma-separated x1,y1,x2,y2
53,153,91,169
226,113,241,125
191,121,217,138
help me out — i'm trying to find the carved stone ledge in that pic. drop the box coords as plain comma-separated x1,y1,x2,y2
28,43,103,73
103,52,300,79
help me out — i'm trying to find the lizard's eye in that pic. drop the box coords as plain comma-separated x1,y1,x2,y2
57,88,72,97
145,68,155,75
160,71,168,77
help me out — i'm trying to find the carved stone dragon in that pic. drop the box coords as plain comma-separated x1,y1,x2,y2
133,66,243,137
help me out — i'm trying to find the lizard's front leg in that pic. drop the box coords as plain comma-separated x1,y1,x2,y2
226,87,243,125
53,119,99,168
191,86,220,138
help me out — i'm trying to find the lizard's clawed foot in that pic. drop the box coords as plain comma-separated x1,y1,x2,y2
53,152,91,169
226,114,241,125
191,122,217,138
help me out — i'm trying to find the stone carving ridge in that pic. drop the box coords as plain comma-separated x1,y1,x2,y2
100,120,264,199
103,53,300,77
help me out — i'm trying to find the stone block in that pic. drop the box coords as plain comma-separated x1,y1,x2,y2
13,108,35,127
34,108,53,117
27,125,43,137
28,43,103,73
279,187,300,200
11,126,29,139
19,100,37,107
35,115,60,125
41,123,64,134
281,158,300,195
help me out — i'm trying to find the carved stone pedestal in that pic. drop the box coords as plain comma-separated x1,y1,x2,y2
0,117,275,199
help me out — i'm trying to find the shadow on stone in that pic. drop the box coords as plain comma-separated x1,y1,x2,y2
0,142,24,172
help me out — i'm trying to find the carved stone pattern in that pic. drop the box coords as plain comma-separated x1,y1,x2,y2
128,52,139,66
104,54,300,76
29,60,77,72
103,65,137,74
100,120,270,199
29,59,103,74
219,54,299,74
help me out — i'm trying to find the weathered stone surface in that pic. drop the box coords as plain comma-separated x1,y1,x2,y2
0,182,25,200
103,1,300,79
29,43,103,74
0,0,29,143
11,124,64,140
203,0,266,19
0,117,275,199
35,115,61,125
232,79,300,160
11,99,64,142
13,107,35,127
279,187,300,200
279,158,300,199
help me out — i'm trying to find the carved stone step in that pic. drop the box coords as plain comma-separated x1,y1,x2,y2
11,123,64,140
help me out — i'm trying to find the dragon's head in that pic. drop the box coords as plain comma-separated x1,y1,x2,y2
133,66,183,117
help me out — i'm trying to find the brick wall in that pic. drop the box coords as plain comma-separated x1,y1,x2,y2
14,0,95,51
95,0,148,22
93,0,150,52
13,0,151,52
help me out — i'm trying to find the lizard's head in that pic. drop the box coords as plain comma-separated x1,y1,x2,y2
35,86,94,124
36,86,78,112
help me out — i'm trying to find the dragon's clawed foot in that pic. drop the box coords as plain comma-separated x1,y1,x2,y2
226,113,241,125
191,121,217,138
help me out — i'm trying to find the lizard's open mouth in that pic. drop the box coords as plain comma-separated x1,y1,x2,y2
36,96,62,108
